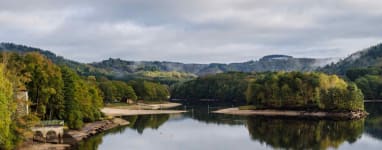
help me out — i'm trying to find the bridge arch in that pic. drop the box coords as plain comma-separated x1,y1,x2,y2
33,131,45,142
31,120,64,143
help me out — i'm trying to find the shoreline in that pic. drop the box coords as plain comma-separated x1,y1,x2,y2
101,107,187,116
21,105,186,150
364,100,382,103
105,102,182,110
65,118,129,142
213,107,368,119
19,118,129,150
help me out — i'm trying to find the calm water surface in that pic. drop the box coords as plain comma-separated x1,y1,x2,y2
75,103,382,150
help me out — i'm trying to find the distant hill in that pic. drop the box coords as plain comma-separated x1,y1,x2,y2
0,42,109,76
0,43,195,84
320,43,382,75
92,55,335,76
1,42,337,79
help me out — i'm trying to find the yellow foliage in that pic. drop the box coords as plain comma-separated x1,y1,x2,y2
319,73,347,90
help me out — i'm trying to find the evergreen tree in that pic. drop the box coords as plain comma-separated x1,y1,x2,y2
61,66,84,129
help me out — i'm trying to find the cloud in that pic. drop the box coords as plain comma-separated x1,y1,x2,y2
0,0,381,63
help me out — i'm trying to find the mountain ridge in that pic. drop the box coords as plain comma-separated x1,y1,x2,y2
320,43,382,74
91,55,336,76
1,42,338,77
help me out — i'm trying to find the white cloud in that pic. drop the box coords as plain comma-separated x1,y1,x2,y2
0,0,382,63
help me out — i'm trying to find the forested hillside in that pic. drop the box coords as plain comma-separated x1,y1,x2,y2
320,43,382,75
93,55,335,76
1,43,336,80
0,52,171,149
0,52,104,128
0,43,109,77
0,43,196,84
0,52,104,149
320,43,382,100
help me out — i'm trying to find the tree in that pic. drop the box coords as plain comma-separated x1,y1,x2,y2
0,64,14,149
61,66,84,129
61,66,104,128
22,52,64,119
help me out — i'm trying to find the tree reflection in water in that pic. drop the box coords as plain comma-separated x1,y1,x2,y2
74,115,169,150
73,103,382,150
74,125,128,150
365,103,382,140
246,116,364,150
123,114,170,134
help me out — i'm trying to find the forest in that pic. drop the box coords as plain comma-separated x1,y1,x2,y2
171,72,251,103
345,67,382,100
245,72,364,111
0,52,170,149
172,72,365,111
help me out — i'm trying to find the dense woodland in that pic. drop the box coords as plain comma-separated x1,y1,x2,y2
246,72,364,111
0,52,170,149
345,67,382,100
172,72,365,111
320,43,382,100
171,72,251,103
0,52,105,149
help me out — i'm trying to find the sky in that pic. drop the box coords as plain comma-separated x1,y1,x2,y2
1,0,382,63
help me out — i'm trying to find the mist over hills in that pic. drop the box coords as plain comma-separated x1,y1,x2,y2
91,55,336,76
320,43,382,75
0,42,344,78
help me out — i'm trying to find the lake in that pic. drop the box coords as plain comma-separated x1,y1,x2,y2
75,103,382,150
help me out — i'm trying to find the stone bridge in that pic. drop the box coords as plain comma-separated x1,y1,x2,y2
32,120,64,143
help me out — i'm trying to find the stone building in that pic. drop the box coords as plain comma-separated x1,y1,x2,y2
15,90,29,116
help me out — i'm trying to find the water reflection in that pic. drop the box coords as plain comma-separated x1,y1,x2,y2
75,103,382,150
75,126,127,150
182,105,247,125
365,103,382,140
247,117,364,149
123,115,170,134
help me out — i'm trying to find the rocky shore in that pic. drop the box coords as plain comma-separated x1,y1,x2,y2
65,118,129,142
213,108,368,119
19,118,129,150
